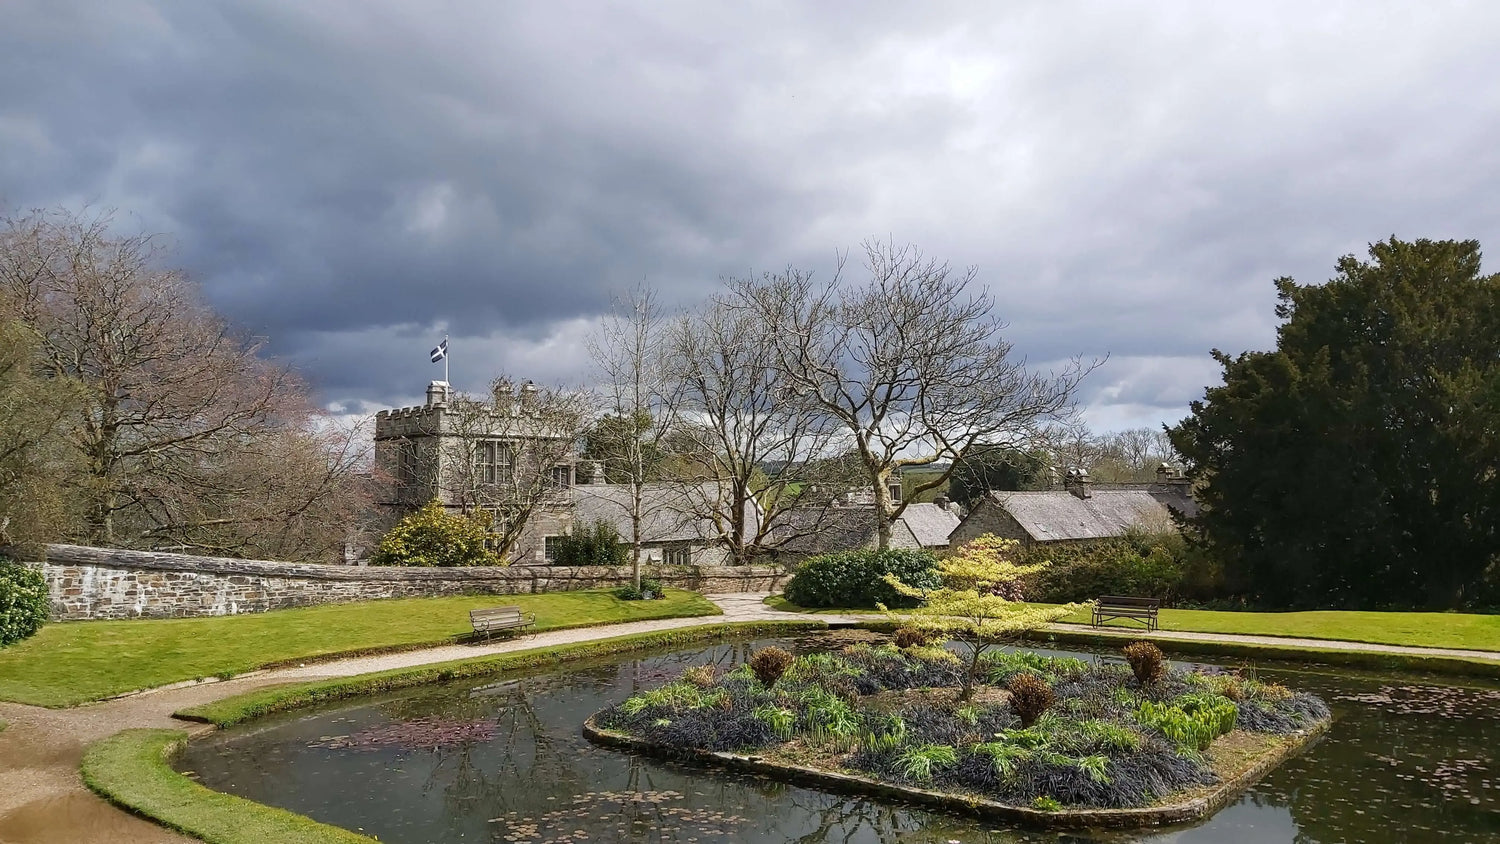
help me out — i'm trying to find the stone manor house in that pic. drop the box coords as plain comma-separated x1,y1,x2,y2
373,380,756,565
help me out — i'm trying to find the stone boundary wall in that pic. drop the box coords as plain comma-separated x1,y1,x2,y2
34,544,788,621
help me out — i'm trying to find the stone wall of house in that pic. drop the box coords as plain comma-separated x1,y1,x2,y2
34,544,787,621
947,500,1033,549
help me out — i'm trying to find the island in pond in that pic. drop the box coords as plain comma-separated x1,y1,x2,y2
585,637,1331,828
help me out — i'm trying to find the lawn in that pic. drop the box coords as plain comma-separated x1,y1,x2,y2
760,595,878,615
0,589,719,707
1068,607,1500,653
765,595,1500,653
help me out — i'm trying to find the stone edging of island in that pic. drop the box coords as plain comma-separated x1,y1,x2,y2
581,715,1331,830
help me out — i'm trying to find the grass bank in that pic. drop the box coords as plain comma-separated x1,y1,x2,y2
1062,607,1500,653
760,595,876,615
82,728,377,844
176,620,828,727
0,589,719,707
766,595,1500,654
1028,627,1500,680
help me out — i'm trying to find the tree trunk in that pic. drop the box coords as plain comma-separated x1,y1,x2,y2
731,480,748,564
631,481,643,590
871,467,894,551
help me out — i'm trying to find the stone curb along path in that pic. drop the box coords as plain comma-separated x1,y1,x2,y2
3,592,1500,843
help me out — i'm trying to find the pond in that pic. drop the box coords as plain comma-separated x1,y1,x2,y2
177,631,1500,843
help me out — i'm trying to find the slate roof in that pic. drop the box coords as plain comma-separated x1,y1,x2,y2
767,505,945,557
570,482,759,544
982,487,1195,543
898,503,962,548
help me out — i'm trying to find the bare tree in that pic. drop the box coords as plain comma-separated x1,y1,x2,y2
662,292,846,563
0,311,82,547
1040,421,1183,483
0,208,365,560
737,241,1097,549
1041,419,1107,479
587,284,678,588
133,415,372,560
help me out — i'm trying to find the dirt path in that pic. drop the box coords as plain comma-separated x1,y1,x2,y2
2,594,1496,843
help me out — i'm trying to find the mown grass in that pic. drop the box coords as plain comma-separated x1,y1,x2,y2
1024,626,1500,679
761,595,876,615
0,589,719,707
82,728,378,844
1057,607,1500,653
767,592,1500,653
177,620,827,728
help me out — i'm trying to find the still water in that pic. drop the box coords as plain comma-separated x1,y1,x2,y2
178,632,1500,843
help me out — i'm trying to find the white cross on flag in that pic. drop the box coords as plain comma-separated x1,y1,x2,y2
430,338,448,363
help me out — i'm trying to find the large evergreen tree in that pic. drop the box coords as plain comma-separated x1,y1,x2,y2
1170,238,1500,609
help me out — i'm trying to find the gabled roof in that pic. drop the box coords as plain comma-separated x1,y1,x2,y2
899,503,962,548
767,504,946,557
979,488,1193,542
570,482,759,544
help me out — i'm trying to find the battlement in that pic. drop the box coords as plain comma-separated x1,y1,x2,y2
374,403,445,439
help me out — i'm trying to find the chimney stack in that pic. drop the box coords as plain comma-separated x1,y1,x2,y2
1155,462,1189,489
586,460,605,484
518,380,538,414
492,378,514,415
425,381,449,407
1063,467,1092,500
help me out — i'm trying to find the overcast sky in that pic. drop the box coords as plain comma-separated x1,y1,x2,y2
4,1,1498,432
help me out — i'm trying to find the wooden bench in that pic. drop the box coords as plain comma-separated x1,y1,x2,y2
469,606,536,641
1092,596,1161,631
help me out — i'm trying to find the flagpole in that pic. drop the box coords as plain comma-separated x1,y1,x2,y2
443,334,449,387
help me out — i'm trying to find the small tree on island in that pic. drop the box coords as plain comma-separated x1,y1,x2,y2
884,534,1081,701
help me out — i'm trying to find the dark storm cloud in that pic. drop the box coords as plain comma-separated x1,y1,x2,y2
4,1,1500,427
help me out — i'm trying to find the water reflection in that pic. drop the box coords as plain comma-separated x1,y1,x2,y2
178,633,1500,843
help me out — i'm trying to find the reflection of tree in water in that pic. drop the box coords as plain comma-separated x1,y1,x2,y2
358,674,591,820
1270,683,1500,843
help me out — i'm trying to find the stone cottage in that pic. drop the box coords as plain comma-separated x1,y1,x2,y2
947,466,1197,549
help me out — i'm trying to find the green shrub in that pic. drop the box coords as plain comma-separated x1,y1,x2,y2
0,559,48,647
616,577,664,601
981,650,1088,684
1017,529,1225,605
783,548,940,609
553,519,628,567
370,501,501,567
1135,694,1237,752
896,743,957,781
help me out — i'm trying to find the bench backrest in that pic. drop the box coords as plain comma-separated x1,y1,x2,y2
471,606,524,622
1096,595,1161,609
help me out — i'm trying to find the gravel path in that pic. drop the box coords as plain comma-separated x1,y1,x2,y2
1,593,1496,843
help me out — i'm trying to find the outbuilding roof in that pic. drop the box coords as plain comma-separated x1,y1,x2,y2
980,488,1195,542
898,503,962,548
570,482,759,544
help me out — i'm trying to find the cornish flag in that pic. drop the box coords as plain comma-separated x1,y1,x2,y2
430,338,448,363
